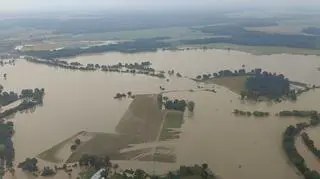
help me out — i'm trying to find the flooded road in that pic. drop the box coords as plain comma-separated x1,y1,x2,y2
2,49,320,179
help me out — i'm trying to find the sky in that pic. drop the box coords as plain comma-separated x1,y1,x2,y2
1,0,320,12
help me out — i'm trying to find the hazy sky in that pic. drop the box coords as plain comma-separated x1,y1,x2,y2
1,0,320,12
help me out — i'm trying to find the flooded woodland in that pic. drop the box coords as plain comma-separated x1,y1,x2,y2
2,49,320,179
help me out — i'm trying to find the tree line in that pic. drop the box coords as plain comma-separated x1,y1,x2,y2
182,25,320,49
233,109,270,117
278,110,318,117
163,97,195,112
25,57,166,79
195,68,298,100
0,122,14,169
282,113,320,179
301,132,320,159
22,38,170,59
78,154,216,179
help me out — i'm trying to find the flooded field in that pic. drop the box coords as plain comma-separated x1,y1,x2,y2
2,49,320,179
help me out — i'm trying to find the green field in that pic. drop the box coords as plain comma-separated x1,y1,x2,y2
181,43,320,56
160,111,183,141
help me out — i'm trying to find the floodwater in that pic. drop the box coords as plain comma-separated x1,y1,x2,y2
2,49,320,179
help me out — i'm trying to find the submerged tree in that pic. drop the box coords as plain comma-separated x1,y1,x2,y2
187,101,195,112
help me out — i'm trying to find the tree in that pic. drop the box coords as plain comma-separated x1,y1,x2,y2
75,139,81,145
70,145,77,151
134,169,145,179
240,91,246,100
187,101,195,112
202,163,208,170
113,164,119,173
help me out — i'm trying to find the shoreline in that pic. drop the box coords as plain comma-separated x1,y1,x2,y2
16,43,320,61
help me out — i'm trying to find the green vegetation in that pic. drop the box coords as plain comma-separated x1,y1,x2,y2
183,25,320,49
278,110,318,117
41,166,56,176
22,38,171,59
282,124,320,179
233,109,270,117
187,101,195,112
301,132,320,159
18,158,56,176
245,73,290,99
160,111,183,141
71,138,81,151
18,158,38,172
198,68,305,100
185,43,320,56
282,113,320,179
0,122,14,168
113,93,127,99
0,85,18,106
0,89,45,119
164,99,187,112
25,57,166,79
77,154,216,179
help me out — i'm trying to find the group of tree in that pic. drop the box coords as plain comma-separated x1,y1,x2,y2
233,109,270,117
282,117,320,179
195,68,283,82
79,154,112,171
114,93,127,99
245,73,290,99
0,122,14,168
41,166,56,176
278,110,318,118
25,57,166,79
182,25,320,49
0,90,19,106
301,132,320,159
78,153,216,179
18,158,56,176
0,87,45,107
70,138,81,152
0,98,41,119
164,99,187,112
187,101,195,112
18,158,38,172
20,88,45,103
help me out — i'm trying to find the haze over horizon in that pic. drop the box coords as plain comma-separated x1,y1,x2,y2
1,0,320,12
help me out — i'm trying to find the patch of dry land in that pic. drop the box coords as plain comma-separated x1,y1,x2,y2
159,110,184,141
38,94,183,164
206,76,247,94
116,94,164,142
37,131,96,163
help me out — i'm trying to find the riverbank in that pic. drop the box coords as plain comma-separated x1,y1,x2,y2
179,43,320,56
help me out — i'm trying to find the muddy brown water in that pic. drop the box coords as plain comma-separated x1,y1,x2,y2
2,49,320,179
